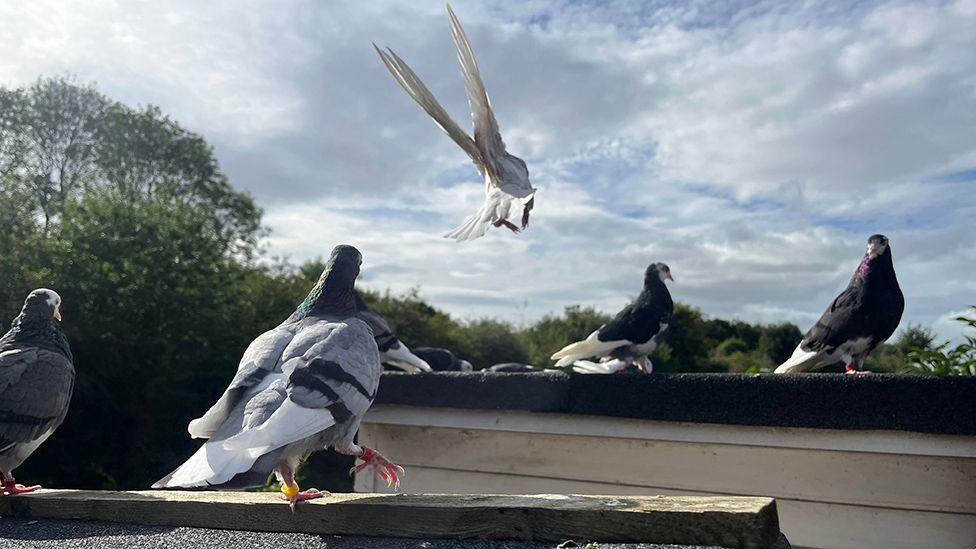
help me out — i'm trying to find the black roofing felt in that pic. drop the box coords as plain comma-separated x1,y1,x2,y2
374,372,976,436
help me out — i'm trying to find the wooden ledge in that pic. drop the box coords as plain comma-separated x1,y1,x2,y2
0,490,781,548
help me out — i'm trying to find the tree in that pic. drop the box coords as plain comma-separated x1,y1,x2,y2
758,322,803,364
520,306,612,368
903,308,976,376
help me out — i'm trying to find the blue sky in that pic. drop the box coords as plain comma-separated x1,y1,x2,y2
1,0,974,341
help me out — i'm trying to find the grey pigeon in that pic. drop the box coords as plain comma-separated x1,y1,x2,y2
354,292,432,373
0,289,74,495
552,263,674,373
375,4,536,241
775,234,904,374
153,246,403,508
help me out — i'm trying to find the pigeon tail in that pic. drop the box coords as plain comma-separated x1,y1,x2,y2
444,208,492,242
152,441,258,489
383,342,433,373
774,344,822,374
551,330,627,368
572,359,625,374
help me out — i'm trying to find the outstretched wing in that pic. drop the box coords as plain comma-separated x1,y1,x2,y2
0,348,73,454
188,325,295,438
447,5,507,177
222,319,381,457
374,43,485,171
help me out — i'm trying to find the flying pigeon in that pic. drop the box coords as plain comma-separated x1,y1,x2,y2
775,234,904,374
552,263,674,372
0,289,74,495
375,4,536,241
153,246,404,509
354,292,432,374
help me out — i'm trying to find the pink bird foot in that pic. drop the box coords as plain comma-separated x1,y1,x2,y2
2,479,40,495
844,364,871,375
280,484,328,512
349,446,405,490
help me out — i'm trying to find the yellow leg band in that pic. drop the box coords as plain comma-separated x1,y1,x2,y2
281,482,299,499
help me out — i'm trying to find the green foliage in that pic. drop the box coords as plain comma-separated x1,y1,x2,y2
902,308,976,376
519,306,611,368
2,76,966,496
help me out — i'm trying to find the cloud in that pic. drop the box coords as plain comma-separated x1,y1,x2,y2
1,0,974,341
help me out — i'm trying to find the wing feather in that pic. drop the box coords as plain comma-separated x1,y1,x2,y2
374,43,485,169
447,5,507,172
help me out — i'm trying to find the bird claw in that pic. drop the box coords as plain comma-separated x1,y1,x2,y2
493,219,520,234
282,488,327,513
349,446,405,491
2,481,40,495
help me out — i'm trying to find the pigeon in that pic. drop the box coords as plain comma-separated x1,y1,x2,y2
153,246,404,509
552,263,674,372
775,234,904,374
354,292,432,374
410,347,472,371
375,4,536,242
0,289,74,495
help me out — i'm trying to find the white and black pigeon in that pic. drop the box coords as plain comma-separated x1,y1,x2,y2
153,245,404,509
374,4,536,242
552,263,675,373
354,292,432,374
775,234,904,374
0,289,74,495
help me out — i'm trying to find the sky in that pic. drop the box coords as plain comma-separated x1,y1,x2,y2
1,0,974,341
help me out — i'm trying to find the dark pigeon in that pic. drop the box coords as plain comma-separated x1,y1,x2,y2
409,347,472,372
552,262,675,373
354,293,432,373
153,245,404,509
776,234,904,374
0,288,74,495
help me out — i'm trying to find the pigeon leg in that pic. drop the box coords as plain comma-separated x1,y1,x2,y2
844,364,871,375
493,219,520,234
2,471,40,495
346,445,405,490
277,460,326,511
521,197,534,229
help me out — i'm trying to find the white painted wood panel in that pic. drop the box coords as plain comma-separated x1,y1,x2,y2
357,465,976,549
359,422,976,514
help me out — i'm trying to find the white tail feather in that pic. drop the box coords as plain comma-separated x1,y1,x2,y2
383,342,433,373
572,359,625,374
774,344,822,374
151,441,258,488
551,330,627,367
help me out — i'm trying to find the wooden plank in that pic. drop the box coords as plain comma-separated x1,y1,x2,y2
0,489,781,548
364,405,976,458
359,466,976,549
358,423,976,514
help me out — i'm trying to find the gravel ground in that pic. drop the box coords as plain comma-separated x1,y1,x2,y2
0,518,783,549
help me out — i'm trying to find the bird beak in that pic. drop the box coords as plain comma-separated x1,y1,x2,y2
54,310,62,321
667,273,675,282
866,243,880,258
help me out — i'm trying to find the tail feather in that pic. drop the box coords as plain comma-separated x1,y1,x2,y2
774,343,822,374
152,442,258,489
551,330,625,367
572,359,625,374
444,206,493,242
383,342,433,373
